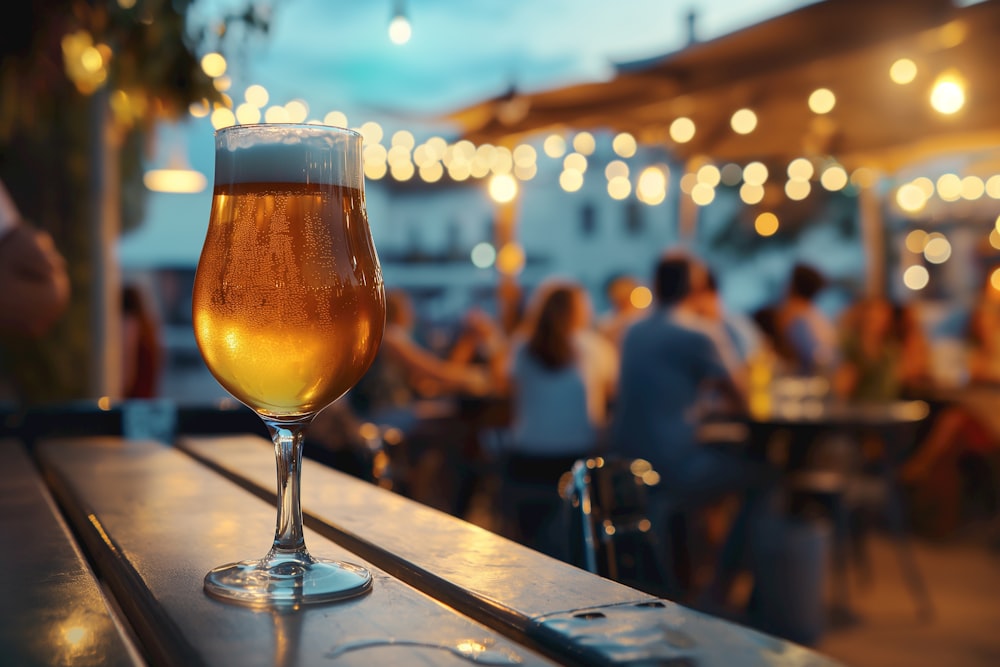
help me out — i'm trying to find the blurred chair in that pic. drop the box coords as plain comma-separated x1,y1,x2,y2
561,456,681,598
784,430,934,622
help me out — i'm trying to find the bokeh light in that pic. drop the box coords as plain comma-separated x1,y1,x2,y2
903,265,930,290
905,229,928,253
697,164,721,187
543,134,567,158
936,173,962,201
564,152,588,172
923,236,952,264
986,175,1000,199
912,176,935,198
200,52,226,78
630,286,653,309
743,161,768,186
514,163,537,181
785,179,811,201
359,121,384,145
808,88,836,114
755,212,779,236
740,183,765,205
691,182,715,206
392,130,415,149
388,15,412,44
488,173,518,203
896,183,928,213
211,107,235,129
284,99,309,123
730,108,758,134
264,106,289,123
890,58,918,84
324,110,348,128
612,132,637,158
787,158,814,181
419,162,444,183
930,73,965,114
244,84,268,107
961,175,984,200
235,103,261,125
496,242,526,275
820,165,848,191
573,131,596,155
605,160,629,180
669,117,696,143
608,176,631,200
513,144,537,167
559,169,584,192
390,161,414,181
637,165,668,205
471,242,496,269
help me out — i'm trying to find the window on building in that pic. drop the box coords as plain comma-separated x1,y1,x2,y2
580,202,597,237
624,201,644,235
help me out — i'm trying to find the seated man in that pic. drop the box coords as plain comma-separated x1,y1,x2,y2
610,252,776,608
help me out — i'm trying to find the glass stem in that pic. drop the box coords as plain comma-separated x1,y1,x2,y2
264,418,311,557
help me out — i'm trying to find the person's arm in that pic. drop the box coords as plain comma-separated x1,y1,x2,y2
0,180,71,340
382,327,490,395
0,225,71,337
695,331,748,414
449,309,510,394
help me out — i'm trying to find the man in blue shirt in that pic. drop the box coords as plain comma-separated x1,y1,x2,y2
611,252,776,608
613,253,746,488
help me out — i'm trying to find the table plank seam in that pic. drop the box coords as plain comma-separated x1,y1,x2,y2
39,450,210,667
175,439,682,667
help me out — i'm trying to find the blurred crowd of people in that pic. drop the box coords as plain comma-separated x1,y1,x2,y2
326,244,1000,620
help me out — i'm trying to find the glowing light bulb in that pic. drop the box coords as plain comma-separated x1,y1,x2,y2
930,72,965,115
389,15,412,44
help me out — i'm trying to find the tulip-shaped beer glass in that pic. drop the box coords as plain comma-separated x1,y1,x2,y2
193,124,385,607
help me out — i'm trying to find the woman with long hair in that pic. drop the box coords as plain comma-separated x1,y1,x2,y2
502,279,617,556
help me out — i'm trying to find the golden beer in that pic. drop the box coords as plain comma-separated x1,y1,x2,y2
196,124,382,607
193,181,385,417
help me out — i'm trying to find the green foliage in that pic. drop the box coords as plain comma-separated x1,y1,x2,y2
0,0,269,404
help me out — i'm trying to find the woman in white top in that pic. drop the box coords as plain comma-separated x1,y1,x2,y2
502,280,617,555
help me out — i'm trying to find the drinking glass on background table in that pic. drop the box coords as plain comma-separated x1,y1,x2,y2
192,124,385,607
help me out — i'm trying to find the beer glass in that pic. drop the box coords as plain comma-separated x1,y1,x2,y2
192,124,385,607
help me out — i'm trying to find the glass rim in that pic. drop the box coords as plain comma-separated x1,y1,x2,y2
214,122,361,141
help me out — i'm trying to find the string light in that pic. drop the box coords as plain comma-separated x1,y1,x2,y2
669,117,696,143
808,88,836,114
890,58,917,84
730,108,757,134
755,212,779,236
180,74,1000,228
388,1,412,45
930,71,965,115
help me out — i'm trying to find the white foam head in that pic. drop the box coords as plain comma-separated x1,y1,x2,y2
214,124,363,187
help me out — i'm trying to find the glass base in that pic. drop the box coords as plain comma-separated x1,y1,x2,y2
204,552,372,608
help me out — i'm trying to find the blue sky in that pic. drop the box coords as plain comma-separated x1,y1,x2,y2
198,0,809,119
120,0,810,267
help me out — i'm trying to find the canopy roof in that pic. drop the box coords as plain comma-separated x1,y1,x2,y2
447,0,1000,173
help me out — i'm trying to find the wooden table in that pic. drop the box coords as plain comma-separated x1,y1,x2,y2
0,439,140,667
2,421,843,666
